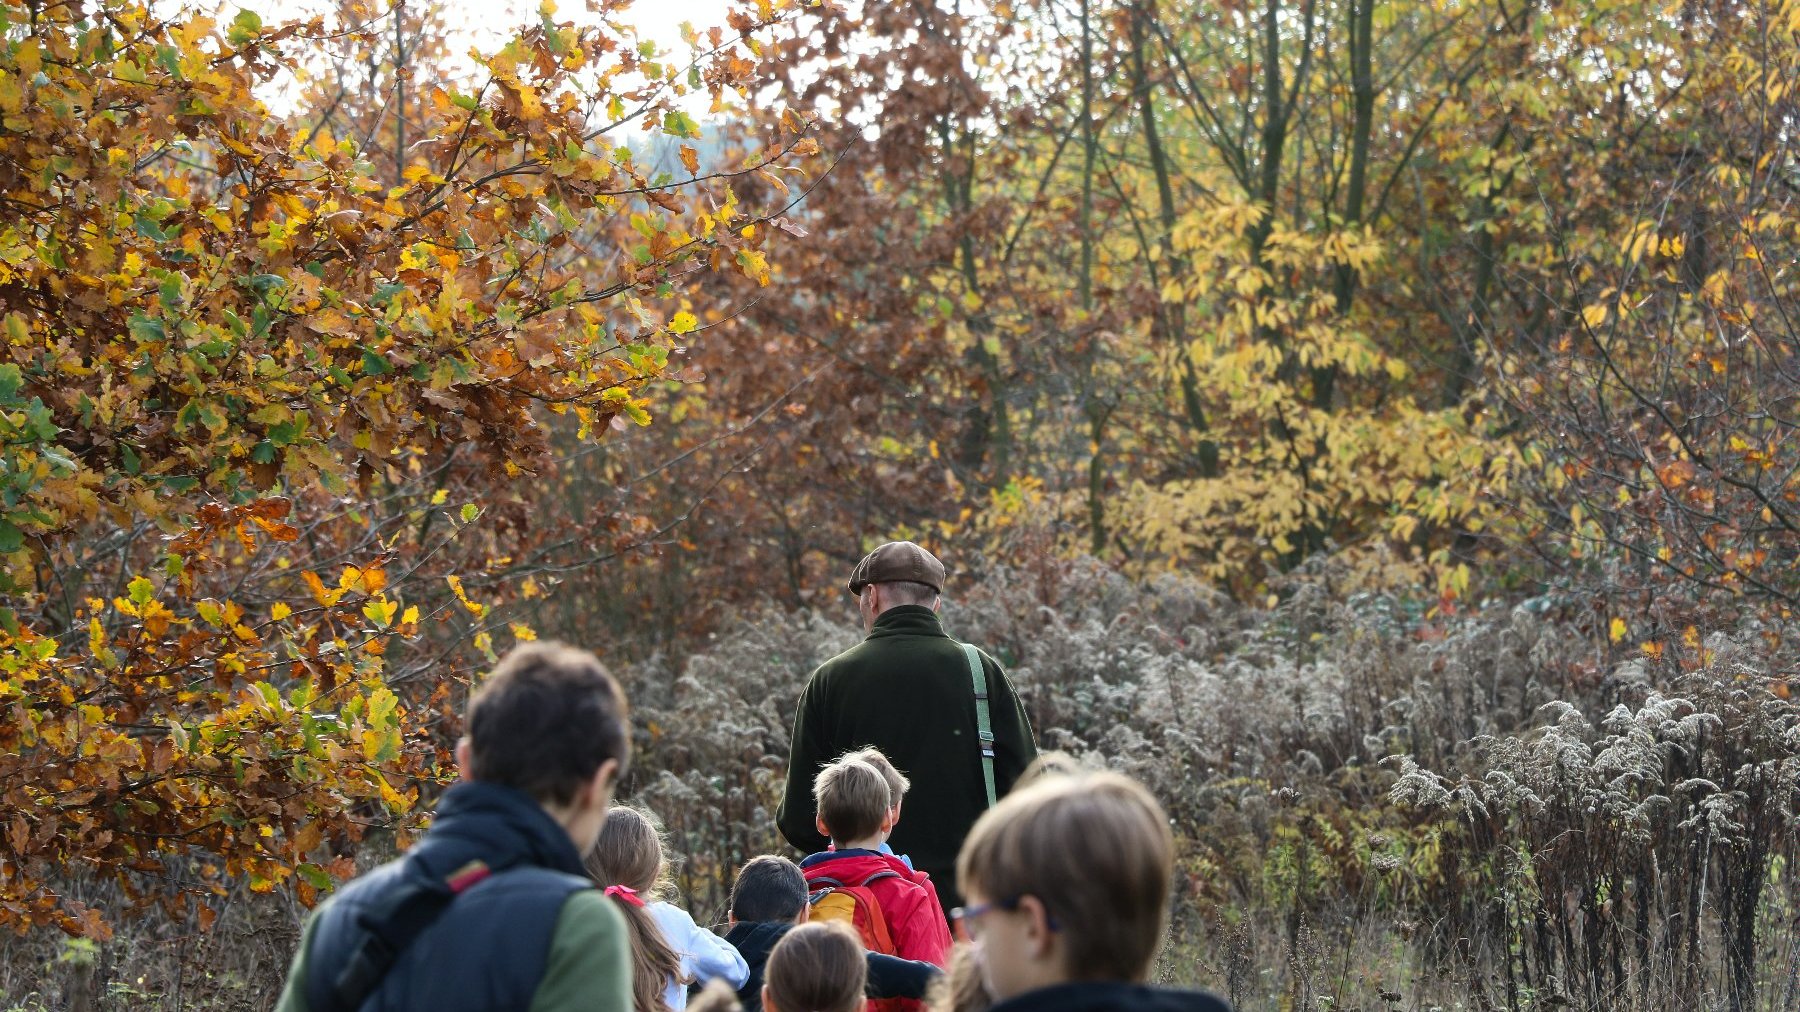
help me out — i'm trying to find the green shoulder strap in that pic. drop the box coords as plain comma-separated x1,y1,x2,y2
961,643,998,809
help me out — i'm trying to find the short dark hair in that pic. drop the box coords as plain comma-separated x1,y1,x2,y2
465,641,631,806
729,855,807,923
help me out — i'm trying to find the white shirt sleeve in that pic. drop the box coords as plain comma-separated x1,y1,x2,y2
650,901,752,1009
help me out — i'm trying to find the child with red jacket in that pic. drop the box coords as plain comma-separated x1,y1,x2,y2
801,754,953,970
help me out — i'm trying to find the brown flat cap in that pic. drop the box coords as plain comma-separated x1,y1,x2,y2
847,541,946,596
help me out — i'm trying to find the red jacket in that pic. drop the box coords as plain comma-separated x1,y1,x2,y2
801,849,953,967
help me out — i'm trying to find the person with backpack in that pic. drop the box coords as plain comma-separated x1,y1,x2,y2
778,541,1037,921
801,755,952,973
273,642,634,1012
723,855,941,1012
954,770,1233,1012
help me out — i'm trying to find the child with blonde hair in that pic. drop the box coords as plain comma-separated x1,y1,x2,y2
853,746,916,870
954,771,1231,1011
762,921,868,1012
588,806,749,1011
802,754,952,969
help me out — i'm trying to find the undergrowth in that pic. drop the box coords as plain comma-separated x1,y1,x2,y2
6,557,1795,1011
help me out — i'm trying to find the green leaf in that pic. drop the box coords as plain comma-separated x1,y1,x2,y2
155,44,183,80
127,313,166,343
0,364,21,401
127,575,155,606
459,503,480,523
134,212,175,242
0,520,22,553
361,349,392,376
228,8,263,46
296,863,333,890
662,110,700,139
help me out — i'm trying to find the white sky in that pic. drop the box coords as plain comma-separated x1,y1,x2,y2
173,0,749,118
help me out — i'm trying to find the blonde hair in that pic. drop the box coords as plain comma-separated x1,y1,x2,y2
956,771,1174,983
687,980,744,1012
764,920,868,1012
586,806,684,1012
1016,750,1084,788
925,942,990,1012
854,746,911,805
813,756,891,843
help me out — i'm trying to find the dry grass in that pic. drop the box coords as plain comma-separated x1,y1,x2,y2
7,556,1796,1011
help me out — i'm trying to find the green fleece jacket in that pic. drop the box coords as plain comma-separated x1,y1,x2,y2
778,605,1036,903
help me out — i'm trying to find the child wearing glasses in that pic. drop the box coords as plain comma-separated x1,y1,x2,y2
953,771,1232,1012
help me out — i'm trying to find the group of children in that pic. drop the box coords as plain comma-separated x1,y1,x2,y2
586,746,1230,1012
272,641,1228,1012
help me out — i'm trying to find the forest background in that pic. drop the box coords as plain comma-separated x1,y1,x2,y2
1,0,1797,1009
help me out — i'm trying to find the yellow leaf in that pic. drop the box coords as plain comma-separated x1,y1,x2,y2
271,602,292,621
1581,303,1608,328
669,311,698,335
362,598,398,628
1609,617,1627,643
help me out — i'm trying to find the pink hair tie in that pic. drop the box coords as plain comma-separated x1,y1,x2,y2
603,884,646,908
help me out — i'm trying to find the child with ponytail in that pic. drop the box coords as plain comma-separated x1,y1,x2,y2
589,805,750,1011
762,921,869,1012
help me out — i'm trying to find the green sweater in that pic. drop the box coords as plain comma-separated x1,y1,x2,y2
778,606,1036,898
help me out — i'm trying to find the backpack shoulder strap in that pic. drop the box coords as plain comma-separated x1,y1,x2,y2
325,858,497,1012
961,643,998,809
808,872,901,955
852,868,902,889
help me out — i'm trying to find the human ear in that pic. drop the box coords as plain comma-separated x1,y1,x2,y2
1019,895,1056,959
816,815,831,838
454,738,473,781
762,985,779,1012
582,758,621,813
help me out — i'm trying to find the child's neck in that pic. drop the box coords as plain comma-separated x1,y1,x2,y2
833,835,885,852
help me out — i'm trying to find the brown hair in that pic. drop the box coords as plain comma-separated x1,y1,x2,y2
464,641,631,806
586,806,684,1012
925,942,990,1012
854,746,911,806
956,771,1174,983
813,756,890,843
764,921,868,1012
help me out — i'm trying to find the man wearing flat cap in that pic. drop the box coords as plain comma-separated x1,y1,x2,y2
777,541,1036,919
